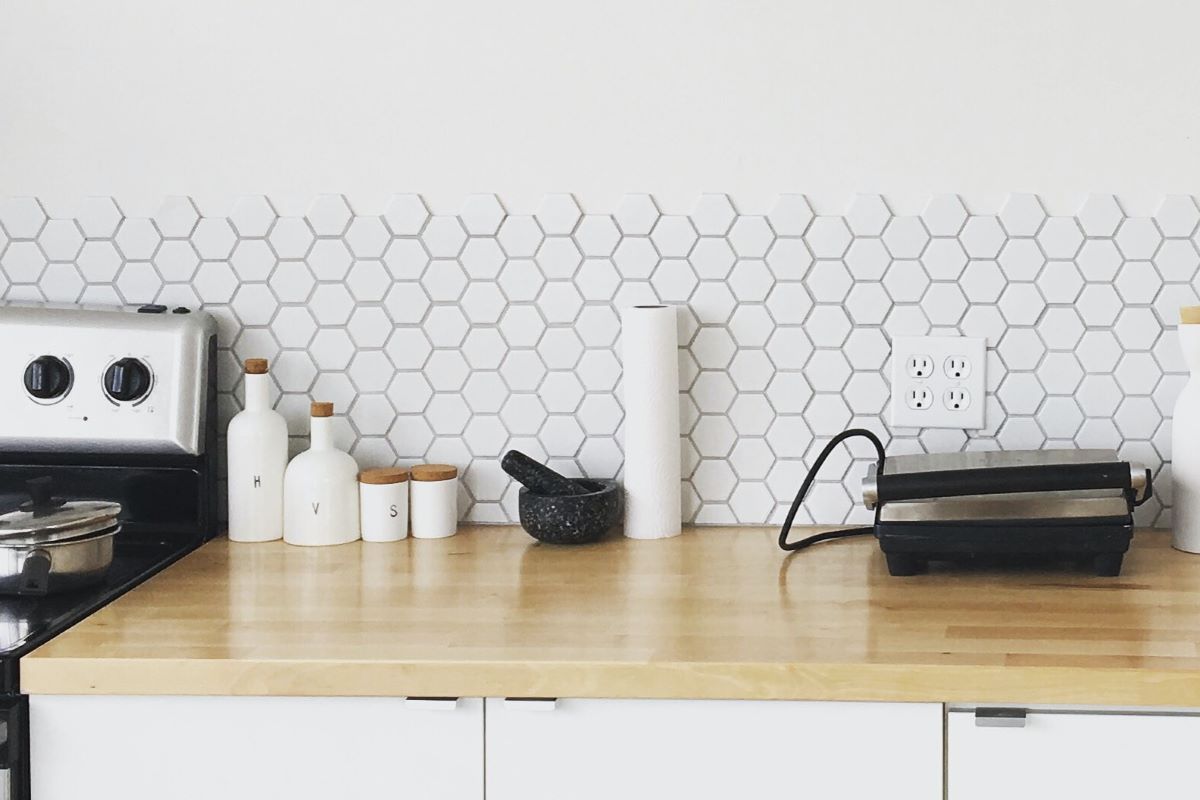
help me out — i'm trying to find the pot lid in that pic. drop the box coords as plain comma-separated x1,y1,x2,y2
0,500,122,543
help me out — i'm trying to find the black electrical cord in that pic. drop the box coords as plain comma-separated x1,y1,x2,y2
778,428,887,552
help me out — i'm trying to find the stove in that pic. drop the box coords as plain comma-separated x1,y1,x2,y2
0,303,219,799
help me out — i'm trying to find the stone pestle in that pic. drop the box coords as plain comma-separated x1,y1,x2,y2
501,450,589,496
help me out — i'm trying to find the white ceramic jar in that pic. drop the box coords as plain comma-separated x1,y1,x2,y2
359,467,409,542
283,402,360,547
1174,306,1200,552
410,464,459,539
226,358,288,543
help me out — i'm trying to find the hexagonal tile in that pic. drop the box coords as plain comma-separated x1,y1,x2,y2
1077,330,1122,373
1075,238,1122,282
882,216,929,260
727,393,774,436
921,194,967,237
998,193,1046,236
272,306,318,348
1038,352,1084,395
1077,283,1122,327
500,394,547,436
728,216,774,258
804,217,852,259
455,193,505,236
153,196,199,238
462,416,509,458
843,328,889,371
344,259,391,302
305,194,352,237
650,216,698,258
497,258,546,302
805,305,852,348
1153,238,1200,282
882,305,931,339
1156,195,1200,238
538,328,584,370
1037,307,1085,350
536,236,583,280
690,194,736,236
425,393,471,435
805,350,852,392
1037,396,1084,439
1114,396,1161,439
921,237,968,280
420,259,468,301
921,283,968,326
765,371,814,415
840,194,888,237
457,281,505,324
458,371,506,414
382,194,430,237
571,215,619,258
1114,260,1162,304
802,393,852,433
499,305,546,348
536,281,585,324
75,197,123,239
272,350,317,393
1116,217,1162,260
386,415,434,458
229,283,277,326
688,237,735,280
959,305,1006,345
691,327,737,369
267,261,315,303
612,280,658,308
997,282,1045,326
308,283,355,325
39,263,83,302
37,219,84,261
802,260,850,303
997,327,1045,371
613,194,660,236
765,237,813,279
114,218,161,261
959,216,1005,259
154,240,200,282
843,238,890,281
1035,217,1083,259
229,238,276,281
457,328,505,371
382,281,430,324
691,371,736,413
997,372,1044,415
420,216,467,258
1113,307,1161,350
1115,351,1161,395
424,305,470,348
1036,260,1084,304
535,194,582,235
1075,194,1123,237
767,194,813,237
229,195,276,238
0,197,46,239
611,237,658,280
268,218,314,260
881,259,928,303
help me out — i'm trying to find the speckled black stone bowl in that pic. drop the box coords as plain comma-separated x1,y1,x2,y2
518,479,621,545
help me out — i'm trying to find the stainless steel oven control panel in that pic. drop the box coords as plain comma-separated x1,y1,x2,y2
0,304,216,455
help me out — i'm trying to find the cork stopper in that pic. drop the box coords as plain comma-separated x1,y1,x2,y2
359,467,409,485
244,358,269,375
1182,306,1200,325
411,464,458,482
310,401,334,418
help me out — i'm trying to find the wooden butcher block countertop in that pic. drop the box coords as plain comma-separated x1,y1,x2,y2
20,526,1200,706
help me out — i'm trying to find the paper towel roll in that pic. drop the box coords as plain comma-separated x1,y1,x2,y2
621,304,682,539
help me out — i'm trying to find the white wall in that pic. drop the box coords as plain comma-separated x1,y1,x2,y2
3,0,1199,215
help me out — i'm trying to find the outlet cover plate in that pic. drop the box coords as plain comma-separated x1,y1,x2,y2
890,335,986,430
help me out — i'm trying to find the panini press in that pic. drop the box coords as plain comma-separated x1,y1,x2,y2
779,432,1152,576
864,449,1151,575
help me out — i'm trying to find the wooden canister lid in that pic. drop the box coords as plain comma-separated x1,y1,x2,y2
244,358,269,375
310,401,334,418
359,467,409,485
1182,306,1200,324
410,464,458,482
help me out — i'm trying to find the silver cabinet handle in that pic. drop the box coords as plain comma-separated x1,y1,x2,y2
502,697,559,711
974,708,1027,728
403,697,459,711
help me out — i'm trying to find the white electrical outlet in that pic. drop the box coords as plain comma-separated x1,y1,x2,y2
890,336,986,429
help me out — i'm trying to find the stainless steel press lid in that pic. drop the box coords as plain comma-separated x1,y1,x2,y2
0,500,121,545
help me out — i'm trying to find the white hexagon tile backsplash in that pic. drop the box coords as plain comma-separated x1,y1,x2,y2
0,192,1194,528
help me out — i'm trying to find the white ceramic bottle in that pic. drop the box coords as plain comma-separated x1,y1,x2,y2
1173,306,1200,552
226,358,288,543
283,402,360,547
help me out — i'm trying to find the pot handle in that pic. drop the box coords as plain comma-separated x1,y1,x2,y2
19,549,52,595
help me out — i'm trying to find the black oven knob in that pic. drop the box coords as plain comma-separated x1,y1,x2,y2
23,356,73,400
103,358,152,403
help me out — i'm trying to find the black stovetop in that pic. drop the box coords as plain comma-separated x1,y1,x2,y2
0,533,199,693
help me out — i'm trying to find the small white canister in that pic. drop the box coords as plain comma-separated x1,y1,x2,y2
410,464,459,539
358,467,409,543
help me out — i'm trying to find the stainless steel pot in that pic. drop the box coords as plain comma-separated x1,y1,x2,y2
0,482,120,596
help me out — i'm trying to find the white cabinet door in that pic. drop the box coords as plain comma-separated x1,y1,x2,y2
949,708,1200,800
30,695,482,800
486,698,941,800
